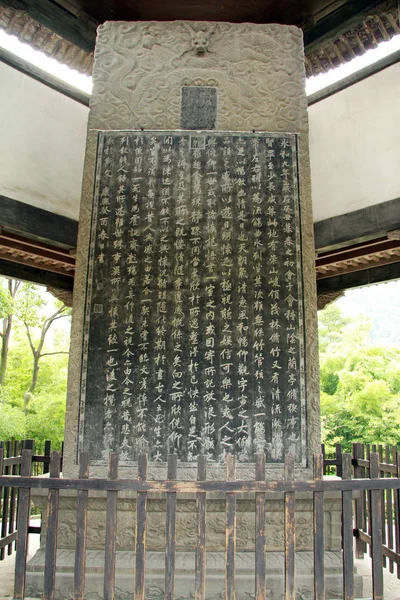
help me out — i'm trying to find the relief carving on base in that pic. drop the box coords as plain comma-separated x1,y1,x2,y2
44,497,339,552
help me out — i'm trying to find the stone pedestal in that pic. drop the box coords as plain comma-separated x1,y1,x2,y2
26,490,362,599
27,549,362,600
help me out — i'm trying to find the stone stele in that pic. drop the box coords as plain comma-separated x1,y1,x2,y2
64,20,320,479
27,21,358,600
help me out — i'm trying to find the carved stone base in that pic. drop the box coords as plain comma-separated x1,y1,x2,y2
30,490,343,553
26,490,362,599
26,550,362,600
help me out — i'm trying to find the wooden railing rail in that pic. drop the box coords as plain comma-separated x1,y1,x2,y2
352,442,400,581
0,449,399,600
0,439,62,559
0,440,34,560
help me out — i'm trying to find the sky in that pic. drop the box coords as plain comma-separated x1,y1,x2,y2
333,280,400,347
0,28,400,96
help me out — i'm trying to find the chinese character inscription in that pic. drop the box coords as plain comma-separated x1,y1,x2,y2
80,131,306,465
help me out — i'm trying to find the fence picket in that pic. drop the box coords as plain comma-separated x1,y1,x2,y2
378,446,387,569
195,455,207,600
342,453,354,600
385,445,394,573
255,453,266,600
43,451,61,600
74,452,89,600
8,440,18,555
0,447,4,560
43,440,51,475
366,444,372,558
103,453,119,600
395,449,400,579
13,449,32,600
313,454,324,600
284,455,295,600
321,444,327,476
353,443,366,558
1,442,11,560
165,454,177,600
226,454,236,600
336,444,343,478
135,453,148,600
370,452,384,600
22,439,34,453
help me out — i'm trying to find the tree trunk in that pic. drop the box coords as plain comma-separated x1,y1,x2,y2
0,279,20,386
23,303,69,413
0,313,12,386
29,352,40,396
24,352,40,413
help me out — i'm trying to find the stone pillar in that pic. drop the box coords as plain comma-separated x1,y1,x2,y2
27,22,361,600
64,20,320,478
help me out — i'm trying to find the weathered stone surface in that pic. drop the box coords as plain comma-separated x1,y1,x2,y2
80,131,307,465
26,549,362,600
181,86,217,129
33,492,342,553
27,491,356,600
64,21,319,479
87,21,309,133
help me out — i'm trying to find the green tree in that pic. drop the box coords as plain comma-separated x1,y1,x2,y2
15,283,70,412
1,338,68,449
0,403,26,441
0,279,71,449
0,279,20,386
319,303,400,452
318,304,351,352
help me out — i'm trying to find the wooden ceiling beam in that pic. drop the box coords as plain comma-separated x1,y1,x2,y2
1,0,391,58
303,0,385,50
0,0,97,52
317,261,400,294
316,253,400,280
316,237,400,267
0,247,75,276
0,227,397,293
0,230,76,262
0,257,74,290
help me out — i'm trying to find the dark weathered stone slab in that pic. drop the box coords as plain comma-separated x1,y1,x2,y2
181,87,217,130
79,131,306,465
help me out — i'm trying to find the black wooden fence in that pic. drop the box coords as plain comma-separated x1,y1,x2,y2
0,445,399,600
0,439,62,559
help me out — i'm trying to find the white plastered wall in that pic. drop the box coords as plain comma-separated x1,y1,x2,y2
0,61,88,220
308,61,400,223
0,59,399,224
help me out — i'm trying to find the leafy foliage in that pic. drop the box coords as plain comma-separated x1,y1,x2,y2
0,278,70,451
15,283,46,327
319,303,400,453
0,283,14,319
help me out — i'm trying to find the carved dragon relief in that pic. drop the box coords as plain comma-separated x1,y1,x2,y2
89,21,308,132
51,511,321,552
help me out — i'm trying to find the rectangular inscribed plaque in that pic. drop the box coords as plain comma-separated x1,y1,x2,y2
80,131,306,465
